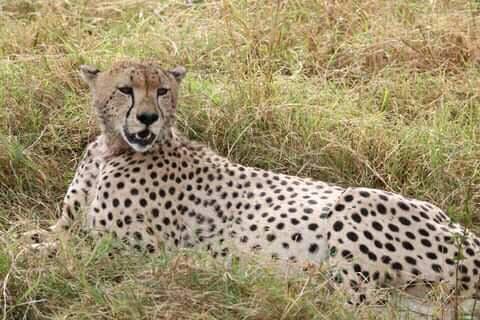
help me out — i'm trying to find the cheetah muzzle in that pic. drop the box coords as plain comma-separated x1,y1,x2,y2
123,127,157,149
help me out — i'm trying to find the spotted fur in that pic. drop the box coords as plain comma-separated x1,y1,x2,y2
42,61,480,306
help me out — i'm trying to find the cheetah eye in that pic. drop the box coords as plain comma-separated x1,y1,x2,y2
118,86,133,95
157,88,169,97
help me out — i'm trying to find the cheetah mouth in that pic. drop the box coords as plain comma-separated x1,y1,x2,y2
123,128,157,149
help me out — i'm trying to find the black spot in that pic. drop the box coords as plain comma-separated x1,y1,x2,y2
459,265,468,274
426,252,438,260
421,239,432,247
391,262,403,271
385,243,396,252
405,256,417,266
363,230,373,240
146,244,155,253
359,191,370,197
388,224,399,232
351,213,362,223
354,264,362,273
290,218,300,225
309,243,319,253
438,245,448,254
376,204,387,214
431,264,442,273
361,271,370,281
410,267,421,276
425,222,436,231
266,234,276,242
402,241,414,251
418,228,429,237
342,250,353,259
405,231,416,240
346,232,358,242
292,233,303,242
374,240,383,249
398,201,410,211
329,246,337,257
359,244,369,255
381,255,391,264
398,217,411,226
466,247,475,257
333,221,344,232
474,260,480,268
372,221,383,231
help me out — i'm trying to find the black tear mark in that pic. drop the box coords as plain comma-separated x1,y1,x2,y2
125,91,135,120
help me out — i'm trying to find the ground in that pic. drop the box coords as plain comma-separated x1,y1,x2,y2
0,1,479,319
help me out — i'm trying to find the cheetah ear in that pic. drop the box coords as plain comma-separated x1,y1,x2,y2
168,66,186,83
79,65,100,86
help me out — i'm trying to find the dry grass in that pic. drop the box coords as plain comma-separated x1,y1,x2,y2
0,0,479,319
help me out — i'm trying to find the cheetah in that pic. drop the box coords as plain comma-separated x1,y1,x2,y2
27,61,480,314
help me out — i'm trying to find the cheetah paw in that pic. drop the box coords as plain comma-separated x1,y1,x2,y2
20,229,52,245
29,242,59,258
20,229,59,258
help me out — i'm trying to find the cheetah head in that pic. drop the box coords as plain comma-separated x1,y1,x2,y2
80,61,186,153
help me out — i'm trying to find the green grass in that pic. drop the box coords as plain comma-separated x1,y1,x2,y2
1,0,479,319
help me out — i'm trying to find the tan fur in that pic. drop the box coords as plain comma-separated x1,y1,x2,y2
80,61,185,155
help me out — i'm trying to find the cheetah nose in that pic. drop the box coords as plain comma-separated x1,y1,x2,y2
137,112,159,126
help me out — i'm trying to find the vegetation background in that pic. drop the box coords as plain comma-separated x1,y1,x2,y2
0,0,479,319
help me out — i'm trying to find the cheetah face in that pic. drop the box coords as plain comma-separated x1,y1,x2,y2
80,61,186,152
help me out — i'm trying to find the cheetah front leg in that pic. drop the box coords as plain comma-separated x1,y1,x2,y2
51,142,103,232
22,140,103,253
